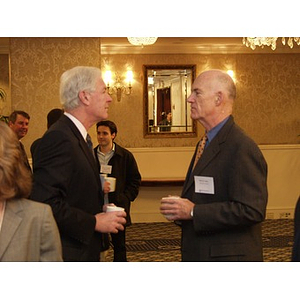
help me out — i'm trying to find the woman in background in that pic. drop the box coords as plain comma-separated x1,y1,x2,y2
0,121,62,261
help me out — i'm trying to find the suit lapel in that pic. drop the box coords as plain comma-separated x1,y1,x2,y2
0,200,23,260
62,116,101,185
182,143,221,195
182,116,234,196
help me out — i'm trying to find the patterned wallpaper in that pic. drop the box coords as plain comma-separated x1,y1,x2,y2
7,38,300,155
102,53,300,147
10,37,101,152
0,54,10,115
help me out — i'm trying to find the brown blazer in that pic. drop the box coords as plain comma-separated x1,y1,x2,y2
0,199,62,262
180,116,268,261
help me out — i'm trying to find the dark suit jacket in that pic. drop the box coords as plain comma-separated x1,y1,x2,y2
0,199,62,262
94,143,141,225
30,115,104,261
180,116,268,261
292,196,300,261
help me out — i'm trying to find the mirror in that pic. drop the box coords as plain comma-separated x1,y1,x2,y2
143,65,197,138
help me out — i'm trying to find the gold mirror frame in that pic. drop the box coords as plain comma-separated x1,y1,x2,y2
143,64,197,138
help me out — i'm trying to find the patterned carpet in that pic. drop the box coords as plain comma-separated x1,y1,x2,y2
104,219,294,262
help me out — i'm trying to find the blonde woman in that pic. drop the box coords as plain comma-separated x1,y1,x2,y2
0,121,62,261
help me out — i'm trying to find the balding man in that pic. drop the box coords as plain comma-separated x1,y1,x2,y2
160,69,268,261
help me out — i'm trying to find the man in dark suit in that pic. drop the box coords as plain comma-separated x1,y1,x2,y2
30,108,64,157
160,69,268,261
292,196,300,261
8,110,32,172
30,66,126,261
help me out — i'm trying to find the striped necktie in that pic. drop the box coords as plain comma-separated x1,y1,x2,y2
192,134,208,170
86,133,95,159
86,133,93,150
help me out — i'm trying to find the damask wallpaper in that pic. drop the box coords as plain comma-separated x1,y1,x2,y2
102,53,300,147
8,38,300,155
0,54,10,116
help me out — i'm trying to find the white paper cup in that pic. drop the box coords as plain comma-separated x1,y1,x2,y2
161,196,180,220
106,205,125,212
104,177,116,192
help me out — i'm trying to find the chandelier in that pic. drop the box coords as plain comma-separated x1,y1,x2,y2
243,37,300,50
127,37,158,47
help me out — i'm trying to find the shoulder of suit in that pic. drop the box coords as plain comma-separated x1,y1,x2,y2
114,143,133,157
7,198,51,215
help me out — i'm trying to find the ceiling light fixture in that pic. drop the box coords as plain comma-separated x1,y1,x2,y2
127,37,158,47
243,37,300,50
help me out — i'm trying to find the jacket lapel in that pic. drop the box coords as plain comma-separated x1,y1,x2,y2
182,116,234,196
62,116,101,186
0,200,23,260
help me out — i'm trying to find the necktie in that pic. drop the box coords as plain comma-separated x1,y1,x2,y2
86,133,95,159
192,134,208,170
86,133,93,150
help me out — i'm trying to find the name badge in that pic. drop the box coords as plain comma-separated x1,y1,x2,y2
101,164,112,174
194,176,214,194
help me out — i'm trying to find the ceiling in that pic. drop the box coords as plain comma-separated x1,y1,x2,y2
1,37,300,55
101,37,300,54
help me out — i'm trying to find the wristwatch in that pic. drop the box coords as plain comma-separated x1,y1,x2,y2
190,207,194,218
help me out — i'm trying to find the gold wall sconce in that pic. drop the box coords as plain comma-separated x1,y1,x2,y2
104,70,133,101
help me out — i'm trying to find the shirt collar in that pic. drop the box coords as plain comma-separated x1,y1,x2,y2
98,142,115,155
206,116,230,144
64,112,87,140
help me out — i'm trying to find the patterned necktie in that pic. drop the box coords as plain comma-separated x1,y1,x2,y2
86,134,95,158
192,134,208,170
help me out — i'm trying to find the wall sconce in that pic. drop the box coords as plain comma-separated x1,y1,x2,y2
104,70,133,101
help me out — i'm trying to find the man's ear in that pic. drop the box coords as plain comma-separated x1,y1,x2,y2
78,90,90,105
215,92,223,105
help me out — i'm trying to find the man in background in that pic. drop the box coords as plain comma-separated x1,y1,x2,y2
94,120,141,261
8,110,31,172
160,69,268,261
30,66,126,261
30,108,64,157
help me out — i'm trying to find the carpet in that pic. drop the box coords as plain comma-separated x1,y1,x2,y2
104,219,294,262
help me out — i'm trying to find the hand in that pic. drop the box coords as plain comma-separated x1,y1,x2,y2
103,180,111,194
94,211,126,234
160,196,194,221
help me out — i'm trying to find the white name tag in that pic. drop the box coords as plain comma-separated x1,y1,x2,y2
101,164,112,174
194,176,214,194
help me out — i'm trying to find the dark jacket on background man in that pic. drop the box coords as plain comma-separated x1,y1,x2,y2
94,143,141,226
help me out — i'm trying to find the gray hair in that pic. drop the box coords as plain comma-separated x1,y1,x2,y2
60,66,102,111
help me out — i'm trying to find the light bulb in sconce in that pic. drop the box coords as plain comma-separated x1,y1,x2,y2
126,70,133,87
104,70,112,87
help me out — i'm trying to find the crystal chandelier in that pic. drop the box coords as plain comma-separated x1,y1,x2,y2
127,37,158,47
243,37,300,50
